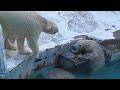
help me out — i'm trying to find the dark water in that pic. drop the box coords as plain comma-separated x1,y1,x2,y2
29,60,120,79
90,61,120,79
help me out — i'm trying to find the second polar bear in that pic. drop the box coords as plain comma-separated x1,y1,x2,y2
0,11,58,59
72,40,105,72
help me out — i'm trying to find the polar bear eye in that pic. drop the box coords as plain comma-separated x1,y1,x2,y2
87,44,90,46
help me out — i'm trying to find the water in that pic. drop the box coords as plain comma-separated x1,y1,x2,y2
29,60,120,79
90,61,120,79
69,60,120,79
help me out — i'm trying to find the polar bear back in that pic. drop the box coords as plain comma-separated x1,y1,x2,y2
0,11,44,39
85,40,105,60
76,40,105,72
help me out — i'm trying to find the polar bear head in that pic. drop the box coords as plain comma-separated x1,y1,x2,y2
72,40,95,54
43,20,58,34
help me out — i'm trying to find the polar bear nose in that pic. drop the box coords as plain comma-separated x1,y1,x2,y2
54,30,58,34
54,32,57,34
72,46,76,50
54,27,59,34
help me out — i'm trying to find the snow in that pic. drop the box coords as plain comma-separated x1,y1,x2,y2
3,11,120,71
5,50,27,71
37,11,120,41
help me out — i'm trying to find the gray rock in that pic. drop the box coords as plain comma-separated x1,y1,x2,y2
33,67,75,79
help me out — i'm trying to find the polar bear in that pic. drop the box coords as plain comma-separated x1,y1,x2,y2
0,11,58,59
72,40,105,72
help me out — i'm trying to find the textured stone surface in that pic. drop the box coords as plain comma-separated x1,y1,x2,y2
31,66,75,79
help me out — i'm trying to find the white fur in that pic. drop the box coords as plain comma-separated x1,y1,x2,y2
73,40,105,72
0,11,58,59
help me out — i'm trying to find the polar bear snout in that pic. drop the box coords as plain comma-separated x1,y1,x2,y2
54,30,58,34
71,46,79,53
52,27,58,34
52,27,59,34
45,25,59,34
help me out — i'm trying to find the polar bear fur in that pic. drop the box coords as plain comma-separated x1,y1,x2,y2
113,30,120,39
0,11,58,59
72,40,105,72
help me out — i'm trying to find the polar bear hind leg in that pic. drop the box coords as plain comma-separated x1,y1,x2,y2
17,38,31,55
27,37,39,59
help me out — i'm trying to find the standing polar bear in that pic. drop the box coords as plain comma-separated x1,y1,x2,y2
0,11,58,59
72,40,105,72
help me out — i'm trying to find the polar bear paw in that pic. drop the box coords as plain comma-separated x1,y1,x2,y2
19,49,31,55
33,53,39,59
5,44,17,50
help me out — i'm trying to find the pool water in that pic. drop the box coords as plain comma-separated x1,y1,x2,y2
29,60,120,79
89,61,120,79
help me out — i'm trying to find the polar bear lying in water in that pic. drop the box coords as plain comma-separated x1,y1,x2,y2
0,11,58,59
72,40,105,72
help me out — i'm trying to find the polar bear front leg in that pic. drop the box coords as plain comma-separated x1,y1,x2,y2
4,38,16,50
27,37,39,59
17,38,31,55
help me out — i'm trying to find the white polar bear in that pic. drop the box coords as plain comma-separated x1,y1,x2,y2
72,40,105,72
0,11,58,59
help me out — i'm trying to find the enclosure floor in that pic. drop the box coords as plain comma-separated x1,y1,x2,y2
29,66,76,79
4,37,73,72
5,49,31,71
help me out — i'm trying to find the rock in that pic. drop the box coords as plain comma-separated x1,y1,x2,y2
101,39,120,63
33,67,76,79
